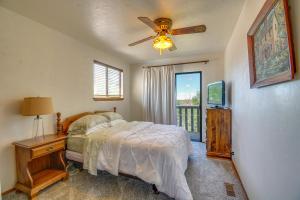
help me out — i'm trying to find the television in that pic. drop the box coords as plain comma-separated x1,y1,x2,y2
207,81,225,107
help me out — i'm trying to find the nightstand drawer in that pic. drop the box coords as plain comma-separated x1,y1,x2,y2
31,140,65,158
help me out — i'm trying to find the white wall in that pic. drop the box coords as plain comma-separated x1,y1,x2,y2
0,7,130,192
224,0,300,199
130,53,224,141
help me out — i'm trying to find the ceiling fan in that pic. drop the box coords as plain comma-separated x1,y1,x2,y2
128,17,206,55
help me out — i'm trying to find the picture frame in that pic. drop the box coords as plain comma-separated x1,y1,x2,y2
247,0,295,88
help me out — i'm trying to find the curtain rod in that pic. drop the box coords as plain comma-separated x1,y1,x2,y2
142,59,209,69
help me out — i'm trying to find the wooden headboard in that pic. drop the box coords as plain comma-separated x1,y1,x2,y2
56,107,116,136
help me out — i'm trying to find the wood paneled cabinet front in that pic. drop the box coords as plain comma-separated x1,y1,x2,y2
206,108,232,158
13,134,68,200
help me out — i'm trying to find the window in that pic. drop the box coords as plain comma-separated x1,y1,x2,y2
93,61,123,100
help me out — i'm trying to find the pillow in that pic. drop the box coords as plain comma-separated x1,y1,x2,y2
110,119,127,127
86,122,110,135
68,114,109,135
99,112,123,121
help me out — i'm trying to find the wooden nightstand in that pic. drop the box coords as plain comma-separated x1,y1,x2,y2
13,134,68,200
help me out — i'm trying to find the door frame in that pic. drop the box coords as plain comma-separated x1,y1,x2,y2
175,71,202,142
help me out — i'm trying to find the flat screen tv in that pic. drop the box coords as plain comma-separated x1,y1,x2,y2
207,81,225,107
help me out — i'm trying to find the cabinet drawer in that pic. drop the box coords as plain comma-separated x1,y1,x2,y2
31,140,65,158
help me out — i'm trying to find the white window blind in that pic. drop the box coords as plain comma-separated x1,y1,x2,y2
93,61,123,99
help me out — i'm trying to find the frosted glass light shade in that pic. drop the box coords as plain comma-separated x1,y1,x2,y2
153,35,173,50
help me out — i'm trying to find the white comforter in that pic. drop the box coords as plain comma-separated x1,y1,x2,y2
83,121,193,200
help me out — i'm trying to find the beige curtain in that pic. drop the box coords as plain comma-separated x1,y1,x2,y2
142,65,176,125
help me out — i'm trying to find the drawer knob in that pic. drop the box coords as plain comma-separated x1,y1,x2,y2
47,146,54,151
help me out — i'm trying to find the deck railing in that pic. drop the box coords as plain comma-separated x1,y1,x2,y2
176,105,201,133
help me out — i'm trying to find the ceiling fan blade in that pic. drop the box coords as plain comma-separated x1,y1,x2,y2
128,36,156,46
171,25,206,35
169,42,177,51
138,17,161,32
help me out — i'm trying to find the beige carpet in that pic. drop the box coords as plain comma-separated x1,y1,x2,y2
3,142,248,200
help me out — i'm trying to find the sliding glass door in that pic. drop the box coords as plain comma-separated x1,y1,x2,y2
175,72,202,142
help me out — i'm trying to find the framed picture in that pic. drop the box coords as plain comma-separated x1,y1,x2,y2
247,0,295,88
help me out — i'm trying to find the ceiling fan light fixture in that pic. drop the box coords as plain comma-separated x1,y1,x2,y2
153,35,173,54
129,17,207,55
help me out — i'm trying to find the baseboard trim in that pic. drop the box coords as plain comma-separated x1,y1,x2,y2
231,160,249,200
1,187,15,196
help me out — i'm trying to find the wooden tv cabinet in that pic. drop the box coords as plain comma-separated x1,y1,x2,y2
206,108,232,158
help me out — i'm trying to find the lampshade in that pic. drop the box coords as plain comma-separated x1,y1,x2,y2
21,97,54,116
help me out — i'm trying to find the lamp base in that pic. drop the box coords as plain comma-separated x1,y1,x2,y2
32,115,45,139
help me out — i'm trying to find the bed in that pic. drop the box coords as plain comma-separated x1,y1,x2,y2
56,107,193,200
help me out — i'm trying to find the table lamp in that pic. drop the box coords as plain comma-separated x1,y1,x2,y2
21,97,54,138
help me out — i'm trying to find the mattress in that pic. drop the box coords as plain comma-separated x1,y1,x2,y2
67,135,86,153
66,150,84,163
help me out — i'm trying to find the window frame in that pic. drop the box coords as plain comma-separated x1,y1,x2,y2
93,60,124,101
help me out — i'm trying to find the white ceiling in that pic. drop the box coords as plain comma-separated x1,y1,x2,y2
0,0,245,64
